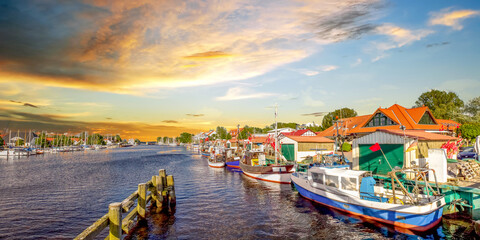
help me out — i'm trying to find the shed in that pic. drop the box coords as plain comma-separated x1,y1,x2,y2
352,129,458,175
280,136,334,162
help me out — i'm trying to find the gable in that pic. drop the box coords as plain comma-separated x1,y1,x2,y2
364,112,398,128
418,111,436,125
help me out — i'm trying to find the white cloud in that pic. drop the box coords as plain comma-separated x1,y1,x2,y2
369,23,433,62
296,69,320,76
352,58,362,66
320,65,339,72
216,87,277,101
375,24,433,49
429,8,480,30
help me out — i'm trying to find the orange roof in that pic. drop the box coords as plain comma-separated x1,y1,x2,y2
250,136,268,143
284,136,334,143
377,129,458,141
405,106,429,123
318,104,461,137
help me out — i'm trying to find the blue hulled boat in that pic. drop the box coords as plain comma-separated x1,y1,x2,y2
291,166,445,231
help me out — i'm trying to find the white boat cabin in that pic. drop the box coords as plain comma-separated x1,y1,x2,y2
307,167,370,196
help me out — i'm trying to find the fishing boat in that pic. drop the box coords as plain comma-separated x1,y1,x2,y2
240,150,294,183
208,153,225,168
239,104,294,184
291,166,446,231
225,148,241,169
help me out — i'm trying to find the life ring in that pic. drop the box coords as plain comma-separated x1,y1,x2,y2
388,197,404,205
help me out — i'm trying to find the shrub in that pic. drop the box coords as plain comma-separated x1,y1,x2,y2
341,142,352,152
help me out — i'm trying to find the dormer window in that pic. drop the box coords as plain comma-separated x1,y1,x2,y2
365,113,397,127
418,112,436,125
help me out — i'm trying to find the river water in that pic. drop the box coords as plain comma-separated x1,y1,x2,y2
0,145,475,239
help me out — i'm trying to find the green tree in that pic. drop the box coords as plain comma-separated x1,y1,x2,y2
35,133,49,148
271,122,298,129
115,135,122,143
178,132,193,143
15,138,24,146
414,90,464,119
215,126,230,139
459,123,480,142
0,136,4,147
87,133,105,145
156,136,162,143
163,136,169,143
134,139,141,145
322,108,358,130
465,96,480,121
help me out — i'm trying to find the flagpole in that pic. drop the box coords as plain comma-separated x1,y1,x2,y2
379,148,393,171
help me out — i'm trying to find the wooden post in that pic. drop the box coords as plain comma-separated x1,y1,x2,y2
167,175,176,207
151,175,158,205
159,169,167,188
108,202,122,240
137,183,147,219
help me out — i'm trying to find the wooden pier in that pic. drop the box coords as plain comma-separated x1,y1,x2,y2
75,169,176,240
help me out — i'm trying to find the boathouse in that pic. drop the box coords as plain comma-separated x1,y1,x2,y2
279,136,334,162
318,104,461,140
352,129,458,176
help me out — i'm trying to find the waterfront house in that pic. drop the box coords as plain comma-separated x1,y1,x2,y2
279,129,316,140
279,136,335,162
351,129,458,177
317,104,461,140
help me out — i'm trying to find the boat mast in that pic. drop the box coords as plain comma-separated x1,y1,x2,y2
275,103,278,164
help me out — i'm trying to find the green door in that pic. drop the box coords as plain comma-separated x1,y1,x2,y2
281,144,295,161
359,144,404,175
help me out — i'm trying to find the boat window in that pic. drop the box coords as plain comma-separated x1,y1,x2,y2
311,172,324,184
341,177,357,191
325,175,339,188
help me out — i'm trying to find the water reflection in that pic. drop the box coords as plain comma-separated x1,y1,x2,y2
0,145,475,239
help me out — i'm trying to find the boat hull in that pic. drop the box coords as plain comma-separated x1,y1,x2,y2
208,161,225,168
291,175,444,231
242,171,292,184
225,160,240,169
239,161,294,184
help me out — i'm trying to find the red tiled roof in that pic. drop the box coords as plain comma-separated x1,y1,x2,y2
250,136,268,143
284,136,334,143
317,104,461,137
282,129,315,136
377,129,458,141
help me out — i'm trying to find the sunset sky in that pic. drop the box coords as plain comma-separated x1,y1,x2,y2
1,0,479,140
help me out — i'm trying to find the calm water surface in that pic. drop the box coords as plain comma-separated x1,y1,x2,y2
0,145,475,239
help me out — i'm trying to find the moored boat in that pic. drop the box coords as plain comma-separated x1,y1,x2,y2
240,150,294,184
208,154,225,168
291,166,446,231
226,159,240,169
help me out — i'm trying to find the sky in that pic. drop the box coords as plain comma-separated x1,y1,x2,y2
0,0,479,140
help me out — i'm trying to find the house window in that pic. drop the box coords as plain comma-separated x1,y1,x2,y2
419,112,435,125
365,113,398,127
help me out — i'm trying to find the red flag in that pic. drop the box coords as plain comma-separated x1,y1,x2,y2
205,137,209,142
248,136,252,141
369,143,381,152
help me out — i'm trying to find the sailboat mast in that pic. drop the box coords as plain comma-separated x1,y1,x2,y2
275,103,278,164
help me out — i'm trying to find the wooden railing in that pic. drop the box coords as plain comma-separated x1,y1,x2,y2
75,169,176,240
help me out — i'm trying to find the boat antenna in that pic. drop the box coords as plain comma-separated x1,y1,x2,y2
275,103,278,164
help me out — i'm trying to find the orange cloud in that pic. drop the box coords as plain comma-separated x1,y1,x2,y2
183,51,233,60
0,109,204,141
429,9,479,30
0,0,380,95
